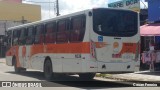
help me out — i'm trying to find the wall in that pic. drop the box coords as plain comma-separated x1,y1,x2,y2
0,2,41,22
0,0,22,3
148,0,160,22
0,21,24,35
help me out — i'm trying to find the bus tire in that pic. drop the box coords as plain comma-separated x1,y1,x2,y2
13,57,22,73
44,59,53,81
79,73,95,80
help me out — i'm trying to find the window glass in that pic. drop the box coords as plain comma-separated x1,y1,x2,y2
26,26,35,45
70,15,86,42
93,9,138,37
19,28,27,45
35,24,44,44
45,22,56,43
13,30,20,45
57,19,70,43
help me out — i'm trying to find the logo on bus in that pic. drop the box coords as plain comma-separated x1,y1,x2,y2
98,36,103,42
113,42,120,54
112,42,121,58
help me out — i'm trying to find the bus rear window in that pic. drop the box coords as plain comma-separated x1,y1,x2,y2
93,9,138,37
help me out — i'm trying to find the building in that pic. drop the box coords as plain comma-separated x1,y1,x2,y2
140,9,148,26
108,0,148,26
140,0,160,51
0,0,41,57
0,1,41,23
0,0,22,3
147,0,160,22
140,0,160,71
0,1,41,35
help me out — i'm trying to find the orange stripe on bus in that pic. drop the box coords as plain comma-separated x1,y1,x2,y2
6,46,21,67
30,42,91,56
95,42,109,48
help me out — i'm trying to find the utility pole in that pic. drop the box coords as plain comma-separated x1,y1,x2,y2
56,0,60,16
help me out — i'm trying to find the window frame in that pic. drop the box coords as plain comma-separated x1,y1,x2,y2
70,14,86,43
12,29,21,46
93,9,138,37
45,22,57,44
56,18,70,44
26,26,35,45
19,28,27,45
34,24,45,44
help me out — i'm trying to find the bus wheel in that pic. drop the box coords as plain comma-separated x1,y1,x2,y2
13,58,22,73
79,73,95,80
44,59,53,81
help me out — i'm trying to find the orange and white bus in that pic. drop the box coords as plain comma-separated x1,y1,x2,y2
6,8,140,80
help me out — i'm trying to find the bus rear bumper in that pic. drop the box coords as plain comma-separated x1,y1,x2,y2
85,61,140,73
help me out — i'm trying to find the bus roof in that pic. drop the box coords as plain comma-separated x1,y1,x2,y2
7,8,137,31
7,9,89,31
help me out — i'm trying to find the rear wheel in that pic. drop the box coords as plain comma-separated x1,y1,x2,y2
79,73,95,80
44,59,53,81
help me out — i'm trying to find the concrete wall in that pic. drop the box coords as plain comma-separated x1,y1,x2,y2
0,21,23,35
0,0,22,3
0,2,41,22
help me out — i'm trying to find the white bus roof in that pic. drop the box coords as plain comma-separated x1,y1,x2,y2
7,8,137,31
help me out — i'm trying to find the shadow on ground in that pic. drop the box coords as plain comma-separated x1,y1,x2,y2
6,71,132,89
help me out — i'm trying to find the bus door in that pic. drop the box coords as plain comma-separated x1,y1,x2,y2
12,29,24,68
22,26,35,68
18,28,29,68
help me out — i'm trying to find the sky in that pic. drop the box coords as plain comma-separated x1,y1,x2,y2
22,0,148,20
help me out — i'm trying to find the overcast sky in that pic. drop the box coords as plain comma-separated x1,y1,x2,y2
23,0,148,20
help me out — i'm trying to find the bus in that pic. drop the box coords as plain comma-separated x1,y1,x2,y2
5,8,140,80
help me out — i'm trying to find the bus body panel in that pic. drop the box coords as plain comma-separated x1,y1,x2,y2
6,56,12,66
5,8,140,74
18,46,25,68
89,9,140,72
90,32,140,62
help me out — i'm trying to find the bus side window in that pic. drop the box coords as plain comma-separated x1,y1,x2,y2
13,30,20,46
34,24,45,44
26,27,35,45
45,22,56,43
70,15,86,42
57,19,70,43
19,28,27,45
